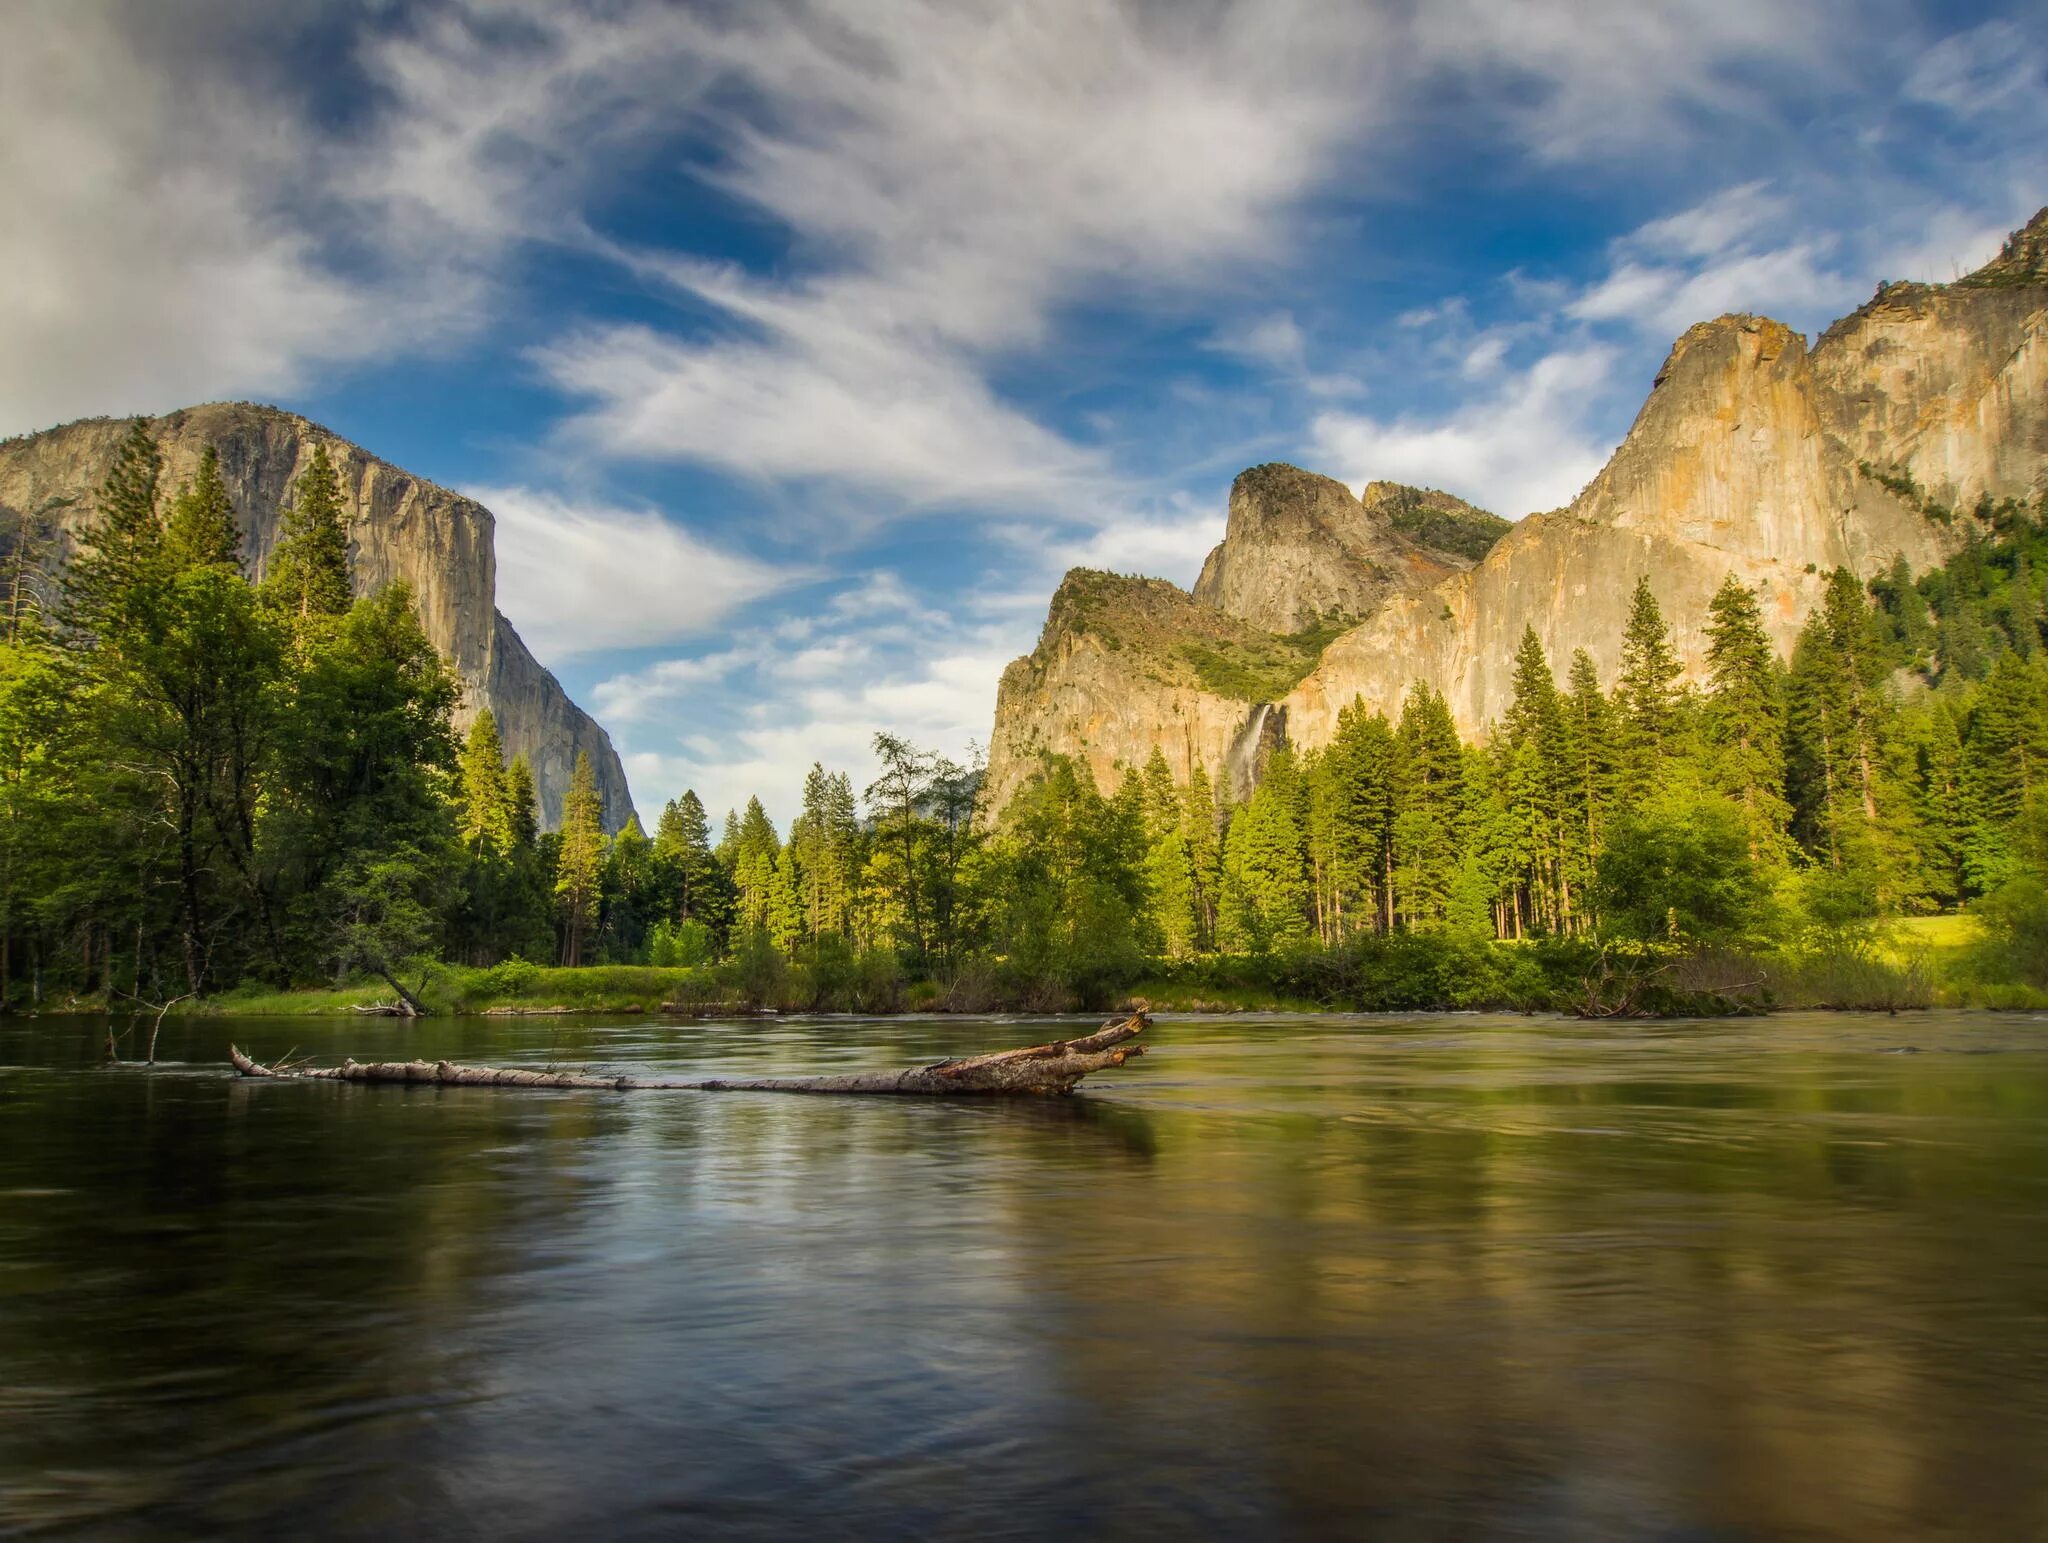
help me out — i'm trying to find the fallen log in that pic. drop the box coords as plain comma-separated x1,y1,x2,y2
228,1012,1148,1097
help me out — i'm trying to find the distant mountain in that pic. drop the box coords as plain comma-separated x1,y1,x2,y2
985,206,2048,813
0,403,635,831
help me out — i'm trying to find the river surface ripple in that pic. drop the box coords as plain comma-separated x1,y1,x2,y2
3,1011,2046,1540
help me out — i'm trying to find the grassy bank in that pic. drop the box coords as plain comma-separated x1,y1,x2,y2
117,915,2044,1021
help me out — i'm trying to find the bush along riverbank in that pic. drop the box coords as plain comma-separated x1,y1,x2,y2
15,912,2031,1021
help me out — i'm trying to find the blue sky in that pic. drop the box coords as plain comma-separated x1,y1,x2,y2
3,0,2043,826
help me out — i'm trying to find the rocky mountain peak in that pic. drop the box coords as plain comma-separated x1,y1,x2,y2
1958,204,2048,287
1191,462,1487,633
985,203,2048,817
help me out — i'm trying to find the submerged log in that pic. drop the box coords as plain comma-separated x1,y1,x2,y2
227,1013,1148,1097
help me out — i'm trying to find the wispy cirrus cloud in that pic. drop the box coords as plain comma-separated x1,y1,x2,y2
479,487,792,659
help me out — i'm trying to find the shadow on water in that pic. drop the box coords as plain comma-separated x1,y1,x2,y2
3,1010,2048,1538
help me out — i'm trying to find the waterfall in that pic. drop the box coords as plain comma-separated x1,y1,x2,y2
1225,703,1273,802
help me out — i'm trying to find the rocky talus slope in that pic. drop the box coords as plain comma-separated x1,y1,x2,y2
985,206,2048,814
0,402,635,830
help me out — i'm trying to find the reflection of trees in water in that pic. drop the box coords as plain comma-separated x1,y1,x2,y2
994,1057,2048,1538
5,1018,2048,1537
0,1041,628,1533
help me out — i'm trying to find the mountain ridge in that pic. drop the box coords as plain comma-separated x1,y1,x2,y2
0,401,636,831
984,205,2048,814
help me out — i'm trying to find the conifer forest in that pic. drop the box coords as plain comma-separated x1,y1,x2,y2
1,423,2044,1015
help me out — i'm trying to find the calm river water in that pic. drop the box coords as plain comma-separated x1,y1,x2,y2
3,1011,2047,1539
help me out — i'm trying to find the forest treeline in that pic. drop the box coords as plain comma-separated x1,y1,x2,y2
1,421,2044,1013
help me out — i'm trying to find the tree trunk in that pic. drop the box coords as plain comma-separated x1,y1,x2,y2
230,1013,1150,1097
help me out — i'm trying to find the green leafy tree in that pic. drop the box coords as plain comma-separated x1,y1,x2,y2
1594,790,1773,946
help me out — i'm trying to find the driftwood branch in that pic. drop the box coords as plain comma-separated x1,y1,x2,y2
229,1012,1149,1097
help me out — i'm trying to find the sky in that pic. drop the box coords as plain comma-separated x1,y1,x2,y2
2,0,2043,828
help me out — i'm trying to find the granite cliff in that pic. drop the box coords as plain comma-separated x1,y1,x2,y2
985,206,2048,814
0,402,635,830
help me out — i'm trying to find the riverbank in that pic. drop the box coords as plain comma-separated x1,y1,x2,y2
17,915,2040,1020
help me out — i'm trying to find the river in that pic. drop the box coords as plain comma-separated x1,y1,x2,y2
3,1011,2046,1539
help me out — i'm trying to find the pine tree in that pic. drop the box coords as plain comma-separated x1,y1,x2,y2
659,790,728,935
1181,763,1223,949
1910,700,1970,904
1499,627,1571,932
265,443,352,617
767,844,805,950
457,708,513,853
1322,700,1399,934
505,755,539,848
1393,683,1463,928
1786,569,1919,902
1962,651,2048,890
64,419,164,634
1613,576,1683,798
164,446,242,572
553,751,605,966
1561,649,1618,900
732,796,780,929
1702,574,1791,858
1134,748,1197,954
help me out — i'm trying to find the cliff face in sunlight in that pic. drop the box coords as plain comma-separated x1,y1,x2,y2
985,207,2048,814
0,402,635,830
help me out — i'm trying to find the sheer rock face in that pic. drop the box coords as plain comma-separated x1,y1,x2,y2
0,402,635,830
984,571,1293,812
1191,463,1475,632
987,208,2048,812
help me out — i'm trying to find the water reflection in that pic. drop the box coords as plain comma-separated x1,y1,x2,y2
3,1012,2046,1538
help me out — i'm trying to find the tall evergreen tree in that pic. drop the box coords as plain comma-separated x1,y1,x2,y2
265,443,352,618
553,751,605,966
1181,763,1223,950
1499,627,1571,932
505,755,539,848
457,708,514,853
164,446,241,572
1962,651,2048,890
1613,576,1683,798
1702,574,1791,858
1560,648,1618,904
1786,568,1919,903
1393,683,1463,928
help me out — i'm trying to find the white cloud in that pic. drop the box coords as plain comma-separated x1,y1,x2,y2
1310,346,1618,519
1208,312,1308,373
478,487,791,660
533,0,1394,507
0,8,424,433
606,602,1038,828
1904,19,2046,118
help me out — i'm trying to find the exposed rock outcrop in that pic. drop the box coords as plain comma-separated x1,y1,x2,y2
0,402,635,830
986,206,2048,813
1191,463,1492,633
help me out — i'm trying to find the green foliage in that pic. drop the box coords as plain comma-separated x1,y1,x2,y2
1177,631,1327,702
9,425,2048,1018
263,443,352,617
553,751,606,966
1373,487,1511,562
1594,791,1774,945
